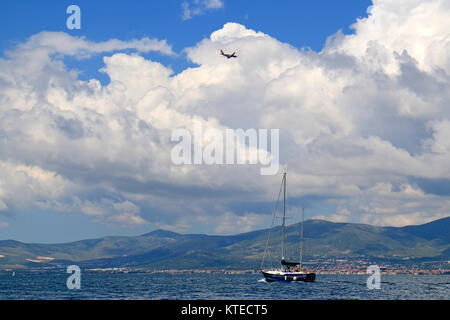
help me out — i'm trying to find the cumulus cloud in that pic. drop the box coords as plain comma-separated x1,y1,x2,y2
329,0,450,74
0,0,449,234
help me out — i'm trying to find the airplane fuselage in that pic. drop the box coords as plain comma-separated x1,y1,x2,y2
220,50,237,59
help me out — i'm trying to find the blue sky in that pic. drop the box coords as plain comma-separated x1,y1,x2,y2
1,1,371,50
0,0,369,242
1,0,448,243
0,0,371,80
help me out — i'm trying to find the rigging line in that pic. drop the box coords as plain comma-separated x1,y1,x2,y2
260,175,284,271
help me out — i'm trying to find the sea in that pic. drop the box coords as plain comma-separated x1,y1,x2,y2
0,271,449,300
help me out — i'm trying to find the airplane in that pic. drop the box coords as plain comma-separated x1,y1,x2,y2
220,49,237,59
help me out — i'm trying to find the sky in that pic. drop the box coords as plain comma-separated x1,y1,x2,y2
0,0,449,243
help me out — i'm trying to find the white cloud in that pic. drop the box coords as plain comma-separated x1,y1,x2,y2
9,31,174,59
108,212,148,227
324,182,450,227
182,0,224,21
214,212,269,235
205,0,224,9
327,0,450,74
1,0,450,231
0,161,77,213
0,200,7,211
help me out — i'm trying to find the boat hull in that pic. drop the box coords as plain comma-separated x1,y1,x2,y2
261,271,316,282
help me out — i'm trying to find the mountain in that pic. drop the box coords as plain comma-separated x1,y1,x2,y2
0,217,449,270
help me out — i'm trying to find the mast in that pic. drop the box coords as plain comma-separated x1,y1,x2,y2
300,207,304,269
260,172,284,271
281,172,286,261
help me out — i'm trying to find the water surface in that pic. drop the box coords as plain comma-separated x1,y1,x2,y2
0,271,448,300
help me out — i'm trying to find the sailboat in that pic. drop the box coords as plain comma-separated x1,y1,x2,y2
260,172,316,282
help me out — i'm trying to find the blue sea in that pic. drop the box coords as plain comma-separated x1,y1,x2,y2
0,271,449,300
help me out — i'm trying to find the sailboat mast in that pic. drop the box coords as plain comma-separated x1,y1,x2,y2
281,172,286,261
300,207,304,269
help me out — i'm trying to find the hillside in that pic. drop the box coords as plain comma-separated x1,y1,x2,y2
0,217,449,270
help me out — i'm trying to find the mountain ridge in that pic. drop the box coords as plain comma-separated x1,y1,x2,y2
0,217,449,270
